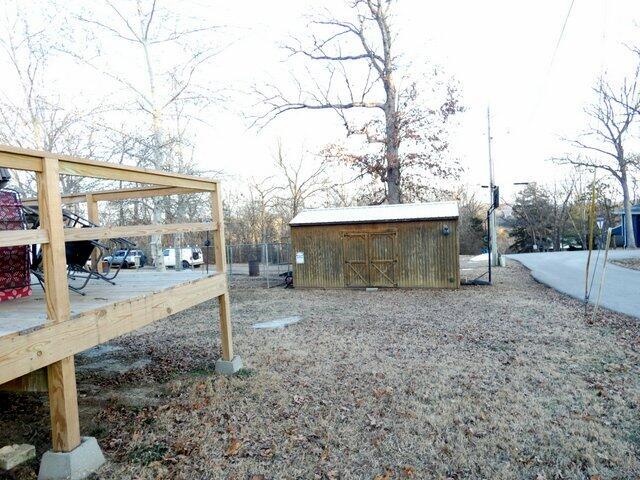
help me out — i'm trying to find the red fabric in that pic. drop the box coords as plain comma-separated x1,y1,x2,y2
0,190,31,302
0,285,31,302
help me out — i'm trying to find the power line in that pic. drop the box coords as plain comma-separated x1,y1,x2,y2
524,0,576,128
548,0,576,72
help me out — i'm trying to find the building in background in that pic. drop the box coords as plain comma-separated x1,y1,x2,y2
290,202,460,289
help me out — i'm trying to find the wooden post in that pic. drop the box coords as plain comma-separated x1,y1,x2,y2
86,193,102,272
210,186,234,361
37,157,81,453
0,368,48,392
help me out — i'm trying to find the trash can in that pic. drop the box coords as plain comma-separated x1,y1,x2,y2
248,260,260,276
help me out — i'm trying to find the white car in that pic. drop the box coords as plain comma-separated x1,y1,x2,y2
162,247,204,269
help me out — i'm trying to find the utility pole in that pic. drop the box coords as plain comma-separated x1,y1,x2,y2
487,107,499,267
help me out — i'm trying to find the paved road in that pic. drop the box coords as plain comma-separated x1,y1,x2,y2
507,250,640,320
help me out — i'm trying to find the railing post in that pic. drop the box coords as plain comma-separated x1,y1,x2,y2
37,157,81,452
210,185,236,366
86,193,102,272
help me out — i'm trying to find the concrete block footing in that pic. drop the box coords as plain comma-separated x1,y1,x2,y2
38,437,105,480
215,356,243,375
0,443,36,470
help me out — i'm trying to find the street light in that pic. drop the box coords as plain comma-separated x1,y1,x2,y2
596,217,605,250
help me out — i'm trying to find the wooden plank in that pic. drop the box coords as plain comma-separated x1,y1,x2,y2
0,144,218,190
210,189,234,361
58,159,216,191
0,272,216,337
23,192,86,206
0,229,49,248
92,186,207,202
38,159,72,324
37,157,81,453
0,274,228,385
86,193,99,225
0,150,43,172
0,368,48,392
24,186,209,207
63,221,218,242
210,192,226,274
86,194,101,272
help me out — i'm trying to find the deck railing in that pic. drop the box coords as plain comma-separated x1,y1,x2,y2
0,144,235,454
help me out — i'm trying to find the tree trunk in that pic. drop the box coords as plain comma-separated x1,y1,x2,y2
384,78,401,204
621,169,637,248
141,35,166,270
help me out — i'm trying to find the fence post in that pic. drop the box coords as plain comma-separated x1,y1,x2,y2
278,243,282,277
265,243,270,288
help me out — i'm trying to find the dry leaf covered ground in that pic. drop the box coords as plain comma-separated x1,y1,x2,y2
610,258,640,271
1,261,639,479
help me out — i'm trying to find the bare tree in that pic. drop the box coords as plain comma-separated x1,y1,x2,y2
254,0,462,204
273,139,331,218
548,178,575,251
0,4,102,196
560,72,640,248
453,186,485,255
67,0,226,268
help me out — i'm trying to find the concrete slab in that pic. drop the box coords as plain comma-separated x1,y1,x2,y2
252,316,301,329
215,356,243,375
38,437,105,480
0,443,36,470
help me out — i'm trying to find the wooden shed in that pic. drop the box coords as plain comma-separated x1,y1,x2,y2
290,201,460,289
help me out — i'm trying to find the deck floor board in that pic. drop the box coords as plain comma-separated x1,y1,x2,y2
0,269,216,337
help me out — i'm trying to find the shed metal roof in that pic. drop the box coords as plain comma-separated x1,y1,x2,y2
289,201,459,226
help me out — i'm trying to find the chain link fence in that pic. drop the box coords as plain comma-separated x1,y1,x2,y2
223,243,292,287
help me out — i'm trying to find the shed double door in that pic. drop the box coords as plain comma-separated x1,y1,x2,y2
343,231,397,287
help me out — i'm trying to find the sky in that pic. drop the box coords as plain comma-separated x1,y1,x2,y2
2,0,640,202
198,0,640,200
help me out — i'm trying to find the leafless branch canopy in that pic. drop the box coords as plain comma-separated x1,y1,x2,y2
563,70,640,172
560,65,640,247
252,0,394,129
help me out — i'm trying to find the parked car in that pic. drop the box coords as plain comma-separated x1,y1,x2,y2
103,249,147,268
163,247,204,269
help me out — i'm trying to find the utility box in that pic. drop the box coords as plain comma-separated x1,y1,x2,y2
289,202,459,289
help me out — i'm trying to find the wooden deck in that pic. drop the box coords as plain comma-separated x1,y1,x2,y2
0,269,218,337
0,145,236,459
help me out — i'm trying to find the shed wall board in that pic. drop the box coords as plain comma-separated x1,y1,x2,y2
291,220,459,288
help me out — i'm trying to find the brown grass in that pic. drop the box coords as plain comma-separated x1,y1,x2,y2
1,262,639,479
610,258,640,271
